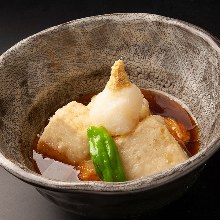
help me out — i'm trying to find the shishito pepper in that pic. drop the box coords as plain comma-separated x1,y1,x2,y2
87,126,127,182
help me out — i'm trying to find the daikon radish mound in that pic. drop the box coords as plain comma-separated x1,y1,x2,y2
89,60,150,136
115,115,189,180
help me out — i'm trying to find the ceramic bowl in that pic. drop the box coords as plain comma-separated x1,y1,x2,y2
0,13,220,219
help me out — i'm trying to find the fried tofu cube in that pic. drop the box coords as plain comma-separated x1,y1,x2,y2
37,101,91,165
115,115,189,180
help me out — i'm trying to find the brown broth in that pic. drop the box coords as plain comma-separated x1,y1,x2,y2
33,89,200,181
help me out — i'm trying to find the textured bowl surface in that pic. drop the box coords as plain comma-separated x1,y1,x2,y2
0,13,220,218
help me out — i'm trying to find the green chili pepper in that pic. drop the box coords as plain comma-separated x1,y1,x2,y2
87,126,127,182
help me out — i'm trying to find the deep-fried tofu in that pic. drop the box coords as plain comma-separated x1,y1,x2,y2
115,115,189,180
37,101,91,165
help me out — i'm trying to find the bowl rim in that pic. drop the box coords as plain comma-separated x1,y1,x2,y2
0,12,220,193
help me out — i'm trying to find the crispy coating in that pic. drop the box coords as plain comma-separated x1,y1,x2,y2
77,160,100,181
163,117,190,143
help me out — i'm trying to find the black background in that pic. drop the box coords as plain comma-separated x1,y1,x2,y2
0,0,220,219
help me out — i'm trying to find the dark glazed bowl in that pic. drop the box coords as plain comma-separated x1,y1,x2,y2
0,13,220,219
